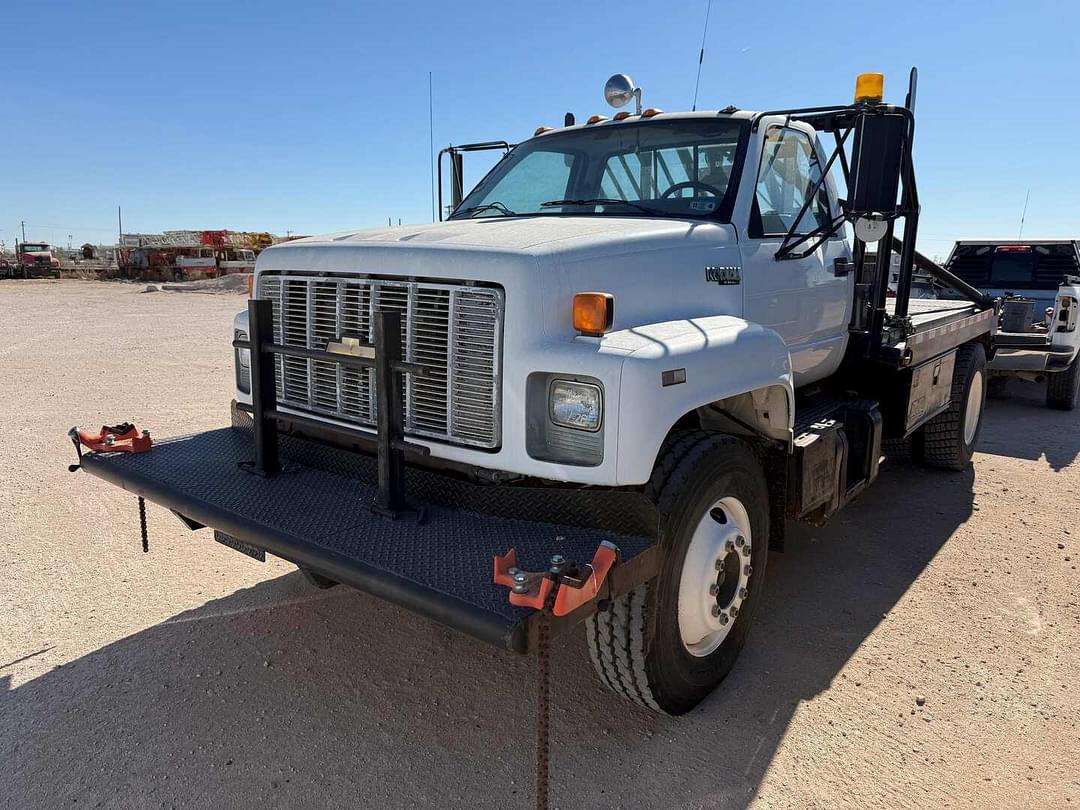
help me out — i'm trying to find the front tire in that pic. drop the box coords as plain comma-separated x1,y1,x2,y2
921,342,987,470
586,433,769,715
1046,357,1080,411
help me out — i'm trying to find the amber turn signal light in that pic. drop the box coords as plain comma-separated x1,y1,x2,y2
573,293,614,337
246,273,255,296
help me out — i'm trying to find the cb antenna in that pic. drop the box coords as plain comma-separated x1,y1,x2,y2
691,0,712,111
1018,188,1030,238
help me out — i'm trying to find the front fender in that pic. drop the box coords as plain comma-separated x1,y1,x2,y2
601,316,793,485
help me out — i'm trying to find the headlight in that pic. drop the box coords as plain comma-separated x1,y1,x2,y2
549,380,602,432
234,327,251,394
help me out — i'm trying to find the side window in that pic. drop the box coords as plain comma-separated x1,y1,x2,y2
753,128,832,237
472,150,571,212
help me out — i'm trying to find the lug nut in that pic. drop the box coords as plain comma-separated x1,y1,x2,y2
735,535,745,547
711,604,722,617
715,558,724,571
739,588,748,600
744,565,753,577
729,605,739,618
724,540,735,553
743,545,752,557
709,584,719,596
718,612,729,625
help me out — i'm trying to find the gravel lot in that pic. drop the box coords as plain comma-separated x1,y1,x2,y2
2,279,1078,809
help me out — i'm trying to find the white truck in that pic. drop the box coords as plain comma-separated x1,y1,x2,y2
75,71,999,718
943,239,1080,409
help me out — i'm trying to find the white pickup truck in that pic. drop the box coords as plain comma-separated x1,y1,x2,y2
76,71,998,717
944,240,1080,409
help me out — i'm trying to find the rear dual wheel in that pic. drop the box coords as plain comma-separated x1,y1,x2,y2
920,342,987,471
586,433,768,715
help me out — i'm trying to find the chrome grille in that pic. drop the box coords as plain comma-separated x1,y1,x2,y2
258,274,503,448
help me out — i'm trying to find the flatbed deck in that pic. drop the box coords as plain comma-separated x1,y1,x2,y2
884,297,995,365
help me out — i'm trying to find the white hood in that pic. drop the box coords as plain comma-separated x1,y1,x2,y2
257,217,745,337
267,216,719,254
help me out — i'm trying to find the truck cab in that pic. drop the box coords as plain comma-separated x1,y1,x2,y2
239,108,861,485
17,242,60,277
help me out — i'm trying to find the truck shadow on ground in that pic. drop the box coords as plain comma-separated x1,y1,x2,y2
980,380,1080,470
2,459,976,810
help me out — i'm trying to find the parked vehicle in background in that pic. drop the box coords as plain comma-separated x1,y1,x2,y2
16,242,61,278
217,248,257,274
944,240,1080,409
173,247,218,280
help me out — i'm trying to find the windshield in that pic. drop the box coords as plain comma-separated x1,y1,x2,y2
21,243,49,252
452,118,748,221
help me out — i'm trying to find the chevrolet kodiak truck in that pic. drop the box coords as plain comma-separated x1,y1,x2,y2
75,71,998,717
943,239,1080,409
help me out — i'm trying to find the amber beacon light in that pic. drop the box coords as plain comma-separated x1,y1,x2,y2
573,293,614,336
854,72,884,103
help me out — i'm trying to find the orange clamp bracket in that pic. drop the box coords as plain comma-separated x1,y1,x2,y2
73,423,153,454
493,542,620,616
552,541,619,617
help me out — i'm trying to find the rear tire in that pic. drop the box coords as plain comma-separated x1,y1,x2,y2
1046,357,1080,411
585,433,769,715
921,342,987,470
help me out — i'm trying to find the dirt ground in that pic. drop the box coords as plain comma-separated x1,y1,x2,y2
1,279,1077,809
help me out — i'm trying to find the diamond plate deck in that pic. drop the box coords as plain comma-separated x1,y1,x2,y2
79,427,654,651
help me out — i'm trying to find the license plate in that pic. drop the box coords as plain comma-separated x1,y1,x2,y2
213,530,266,562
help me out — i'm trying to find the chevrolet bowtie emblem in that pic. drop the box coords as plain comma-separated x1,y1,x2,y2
326,336,375,359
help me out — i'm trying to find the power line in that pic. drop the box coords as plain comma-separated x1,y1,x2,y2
691,0,712,112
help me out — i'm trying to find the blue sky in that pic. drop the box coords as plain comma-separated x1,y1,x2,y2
3,0,1077,257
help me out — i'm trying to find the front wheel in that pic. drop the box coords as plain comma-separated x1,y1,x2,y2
585,433,769,715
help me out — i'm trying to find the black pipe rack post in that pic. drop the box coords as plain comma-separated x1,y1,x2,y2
371,309,407,519
246,297,281,477
237,298,425,518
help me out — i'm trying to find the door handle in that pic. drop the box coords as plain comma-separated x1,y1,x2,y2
833,257,851,277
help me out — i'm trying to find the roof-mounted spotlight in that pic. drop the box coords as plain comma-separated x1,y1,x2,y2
604,73,642,115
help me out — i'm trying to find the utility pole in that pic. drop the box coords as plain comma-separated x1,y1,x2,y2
117,206,123,243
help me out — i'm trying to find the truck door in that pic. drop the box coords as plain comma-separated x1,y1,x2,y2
739,125,851,386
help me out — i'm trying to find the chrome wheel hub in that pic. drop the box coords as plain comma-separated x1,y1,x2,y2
964,369,983,446
677,496,753,657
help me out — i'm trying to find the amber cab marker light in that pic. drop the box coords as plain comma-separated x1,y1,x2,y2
640,107,663,118
573,292,614,337
854,72,884,103
534,126,553,136
246,273,255,296
586,114,609,124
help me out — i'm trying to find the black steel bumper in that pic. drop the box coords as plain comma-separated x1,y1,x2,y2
78,417,655,653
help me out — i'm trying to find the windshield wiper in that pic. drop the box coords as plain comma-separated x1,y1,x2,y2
540,197,662,216
453,201,517,218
